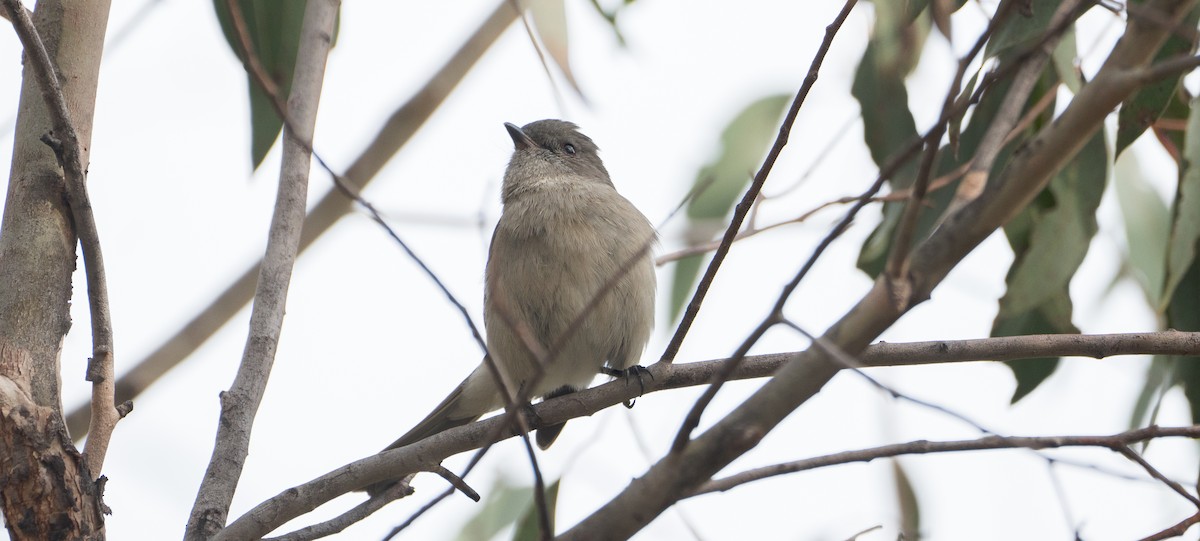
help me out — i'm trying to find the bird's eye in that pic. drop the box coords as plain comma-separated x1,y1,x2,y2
563,143,576,155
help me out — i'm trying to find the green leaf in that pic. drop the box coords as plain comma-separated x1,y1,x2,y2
1130,356,1173,430
1115,7,1199,157
851,37,921,277
1167,235,1200,423
455,479,533,541
995,290,1078,403
994,130,1106,402
669,94,790,322
214,0,329,169
867,0,929,76
1114,151,1170,307
1163,98,1200,307
512,479,560,541
669,254,702,323
984,1,1058,60
529,0,584,98
858,54,1060,277
1051,24,1082,94
998,132,1107,315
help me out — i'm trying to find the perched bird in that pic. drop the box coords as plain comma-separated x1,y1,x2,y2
381,119,656,459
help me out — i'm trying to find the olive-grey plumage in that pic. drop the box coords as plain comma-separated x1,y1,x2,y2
376,119,656,466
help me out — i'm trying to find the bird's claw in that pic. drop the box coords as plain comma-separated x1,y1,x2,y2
600,365,654,408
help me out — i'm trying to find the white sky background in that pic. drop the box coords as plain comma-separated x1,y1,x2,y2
0,0,1194,540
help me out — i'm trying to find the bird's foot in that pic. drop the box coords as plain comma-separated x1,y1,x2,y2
600,365,654,408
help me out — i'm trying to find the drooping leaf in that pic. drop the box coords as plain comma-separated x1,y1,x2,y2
455,479,533,541
1168,250,1200,423
214,0,319,169
669,94,790,322
512,479,560,541
669,254,703,324
996,289,1079,403
1163,98,1200,308
994,130,1107,402
1115,6,1199,157
1051,24,1082,94
1130,356,1174,431
998,133,1107,315
1154,89,1193,164
984,1,1058,60
892,460,921,540
528,0,585,98
1114,151,1170,307
851,35,921,277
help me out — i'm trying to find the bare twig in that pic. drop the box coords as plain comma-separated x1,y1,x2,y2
659,0,860,364
518,432,553,539
432,465,480,502
1,0,119,476
668,0,863,453
264,481,412,541
183,2,337,539
1116,445,1200,508
688,426,1200,497
655,159,967,265
1138,511,1200,541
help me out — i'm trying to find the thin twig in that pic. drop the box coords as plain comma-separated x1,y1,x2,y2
1116,445,1200,507
264,481,412,541
518,432,553,539
688,426,1200,497
1138,511,1200,541
0,0,119,477
432,465,480,502
658,0,861,364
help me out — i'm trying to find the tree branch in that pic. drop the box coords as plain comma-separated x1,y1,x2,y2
183,1,338,538
216,331,1200,539
0,0,120,477
688,426,1200,497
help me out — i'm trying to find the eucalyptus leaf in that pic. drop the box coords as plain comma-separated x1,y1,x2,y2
1115,6,1199,157
455,479,533,541
214,0,328,169
668,94,789,322
1162,98,1200,308
1114,151,1170,307
512,479,560,541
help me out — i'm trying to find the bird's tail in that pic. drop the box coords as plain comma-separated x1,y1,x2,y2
366,384,482,496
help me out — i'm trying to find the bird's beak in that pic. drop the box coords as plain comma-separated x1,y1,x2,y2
505,122,537,150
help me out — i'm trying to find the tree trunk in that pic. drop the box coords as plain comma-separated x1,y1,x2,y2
0,1,112,539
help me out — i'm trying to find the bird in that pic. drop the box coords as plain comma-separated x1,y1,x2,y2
378,119,656,465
